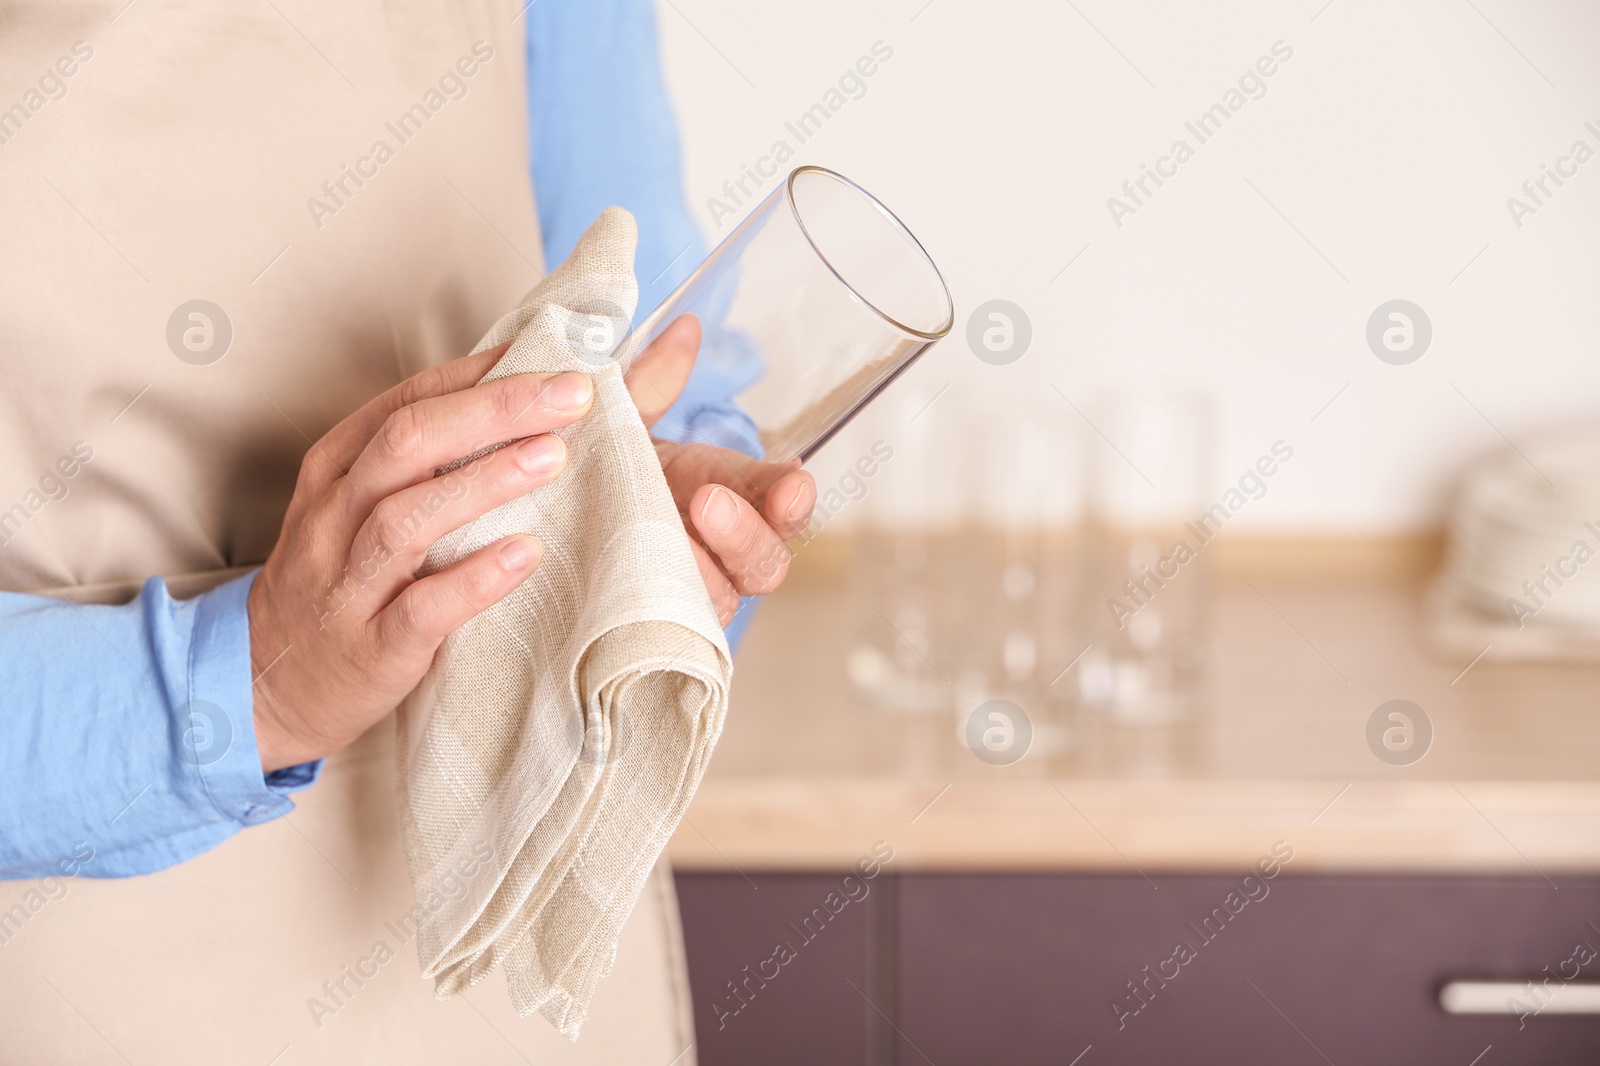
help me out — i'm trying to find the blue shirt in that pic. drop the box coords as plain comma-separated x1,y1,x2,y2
0,0,756,881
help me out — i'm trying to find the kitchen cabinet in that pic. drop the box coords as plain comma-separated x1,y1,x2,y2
679,872,1600,1065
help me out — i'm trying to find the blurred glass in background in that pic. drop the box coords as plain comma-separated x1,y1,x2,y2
843,390,1085,756
951,406,1083,755
845,387,965,714
1077,392,1214,724
839,385,1217,749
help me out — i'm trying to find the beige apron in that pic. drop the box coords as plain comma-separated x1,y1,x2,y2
0,2,695,1062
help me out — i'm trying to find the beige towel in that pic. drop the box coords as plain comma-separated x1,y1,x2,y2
395,208,731,1039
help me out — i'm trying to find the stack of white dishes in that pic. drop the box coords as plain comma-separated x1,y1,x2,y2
1431,423,1600,661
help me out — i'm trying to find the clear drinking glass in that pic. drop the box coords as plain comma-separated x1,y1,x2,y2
845,385,967,714
615,166,954,464
1077,392,1214,723
953,407,1085,751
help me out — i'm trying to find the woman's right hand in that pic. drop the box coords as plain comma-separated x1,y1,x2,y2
246,344,594,772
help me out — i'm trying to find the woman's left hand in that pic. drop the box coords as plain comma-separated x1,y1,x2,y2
624,314,817,626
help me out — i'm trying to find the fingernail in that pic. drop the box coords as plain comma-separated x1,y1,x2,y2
541,372,593,411
786,479,816,522
499,536,540,571
700,486,739,532
515,435,565,474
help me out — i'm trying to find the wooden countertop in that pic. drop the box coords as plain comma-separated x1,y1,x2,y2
668,560,1600,875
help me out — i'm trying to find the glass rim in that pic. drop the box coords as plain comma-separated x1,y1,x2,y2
782,165,955,343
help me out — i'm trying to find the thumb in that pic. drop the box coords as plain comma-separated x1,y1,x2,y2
625,313,700,429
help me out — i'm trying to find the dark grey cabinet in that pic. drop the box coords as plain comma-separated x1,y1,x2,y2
676,873,876,1065
677,872,1600,1065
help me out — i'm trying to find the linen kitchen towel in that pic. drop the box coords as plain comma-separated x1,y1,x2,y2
396,207,731,1039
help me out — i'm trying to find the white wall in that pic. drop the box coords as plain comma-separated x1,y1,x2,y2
657,0,1600,533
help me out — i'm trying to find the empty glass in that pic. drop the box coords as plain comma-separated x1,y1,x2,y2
845,386,967,714
615,166,954,464
954,408,1085,752
1077,392,1214,723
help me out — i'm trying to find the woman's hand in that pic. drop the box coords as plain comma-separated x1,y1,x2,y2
248,345,593,772
625,315,818,626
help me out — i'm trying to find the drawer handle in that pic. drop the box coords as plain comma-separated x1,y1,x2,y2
1441,981,1600,1015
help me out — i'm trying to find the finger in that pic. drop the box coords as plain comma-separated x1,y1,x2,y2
758,468,817,541
657,440,801,516
342,433,567,610
337,369,593,524
689,483,792,597
301,344,511,496
374,534,542,662
625,314,699,429
690,539,740,627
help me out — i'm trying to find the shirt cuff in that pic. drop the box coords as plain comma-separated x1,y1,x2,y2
180,570,323,828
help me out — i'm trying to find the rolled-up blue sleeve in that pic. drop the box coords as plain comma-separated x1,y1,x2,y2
0,571,321,880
